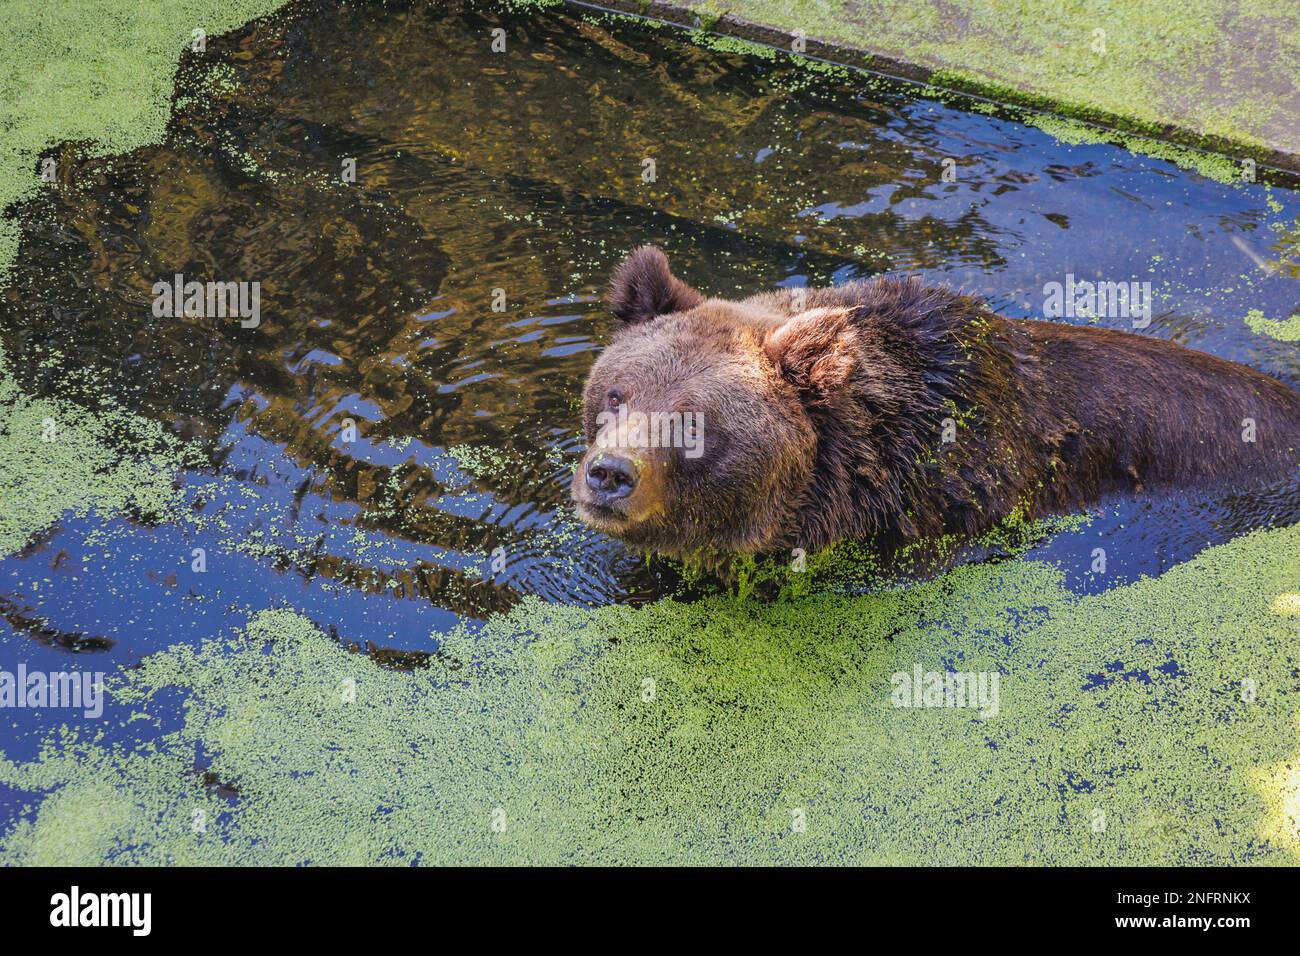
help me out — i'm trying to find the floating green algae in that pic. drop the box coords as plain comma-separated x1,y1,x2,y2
0,0,291,283
1245,308,1300,343
1,0,1291,294
1026,114,1246,184
0,0,292,551
0,346,200,557
2,0,1299,868
3,523,1298,865
446,443,529,483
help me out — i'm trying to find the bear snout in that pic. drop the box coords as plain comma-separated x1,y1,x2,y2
584,452,640,502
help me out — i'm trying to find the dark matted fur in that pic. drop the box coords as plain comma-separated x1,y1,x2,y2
570,246,1300,560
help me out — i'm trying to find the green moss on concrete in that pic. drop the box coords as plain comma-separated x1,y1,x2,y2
666,0,1299,169
3,523,1298,865
0,0,291,284
647,1,1284,180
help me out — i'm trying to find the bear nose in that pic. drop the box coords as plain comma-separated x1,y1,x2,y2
585,453,639,501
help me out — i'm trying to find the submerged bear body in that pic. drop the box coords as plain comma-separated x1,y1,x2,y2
571,247,1300,560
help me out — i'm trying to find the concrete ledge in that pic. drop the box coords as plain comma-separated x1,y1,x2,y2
572,0,1300,175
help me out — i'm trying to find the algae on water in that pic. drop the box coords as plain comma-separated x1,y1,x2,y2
1245,308,1300,343
2,0,1300,868
3,523,1299,865
0,346,198,557
1026,114,1247,184
0,0,292,284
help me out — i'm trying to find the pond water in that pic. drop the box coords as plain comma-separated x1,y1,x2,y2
1,0,1299,854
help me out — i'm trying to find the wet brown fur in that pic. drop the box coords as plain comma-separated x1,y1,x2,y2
572,247,1300,560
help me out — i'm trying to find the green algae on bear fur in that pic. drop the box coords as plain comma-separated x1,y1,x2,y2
3,524,1299,865
676,507,1090,604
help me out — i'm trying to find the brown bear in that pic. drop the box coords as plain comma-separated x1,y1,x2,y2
571,246,1300,562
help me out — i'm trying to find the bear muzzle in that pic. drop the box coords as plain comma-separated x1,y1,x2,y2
571,443,666,532
584,452,640,502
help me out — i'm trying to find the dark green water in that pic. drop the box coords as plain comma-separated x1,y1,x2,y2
1,0,1299,754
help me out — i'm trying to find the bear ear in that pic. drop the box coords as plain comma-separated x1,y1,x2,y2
607,246,704,325
763,307,860,398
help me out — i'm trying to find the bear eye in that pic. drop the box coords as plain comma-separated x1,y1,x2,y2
607,389,624,410
677,417,708,463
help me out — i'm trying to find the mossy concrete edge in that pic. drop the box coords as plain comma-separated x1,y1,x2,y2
569,0,1300,177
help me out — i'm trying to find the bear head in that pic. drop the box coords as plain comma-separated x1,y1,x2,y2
571,246,875,559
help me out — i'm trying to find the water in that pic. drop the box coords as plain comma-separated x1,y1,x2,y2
1,0,1299,816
